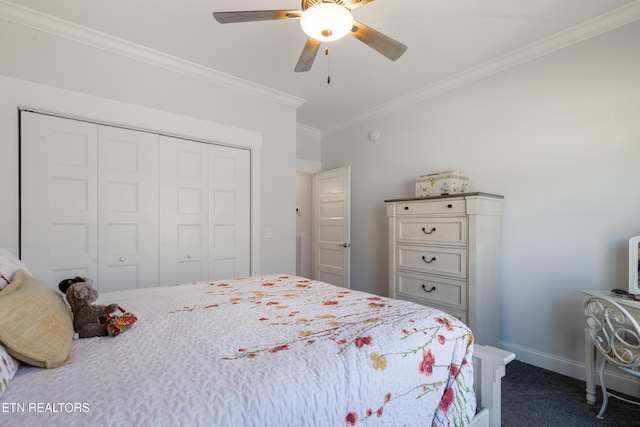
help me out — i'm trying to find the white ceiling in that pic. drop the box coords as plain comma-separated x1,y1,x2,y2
9,0,639,133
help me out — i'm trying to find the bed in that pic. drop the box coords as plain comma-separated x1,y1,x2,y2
0,272,513,427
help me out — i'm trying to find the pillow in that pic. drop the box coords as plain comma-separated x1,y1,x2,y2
0,249,32,291
0,345,19,397
0,270,73,368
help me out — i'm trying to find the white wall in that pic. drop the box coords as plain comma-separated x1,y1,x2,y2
296,125,322,163
321,21,640,382
296,125,322,174
0,14,299,276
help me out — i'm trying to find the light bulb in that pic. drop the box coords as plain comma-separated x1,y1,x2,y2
300,3,354,42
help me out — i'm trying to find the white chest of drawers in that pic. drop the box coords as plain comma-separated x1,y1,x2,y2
386,193,503,346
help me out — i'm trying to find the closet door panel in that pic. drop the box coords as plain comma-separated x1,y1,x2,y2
20,112,98,287
22,113,252,291
97,126,159,292
159,136,209,285
209,145,251,279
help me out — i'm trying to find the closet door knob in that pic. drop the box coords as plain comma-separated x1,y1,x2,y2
119,257,126,262
186,254,193,259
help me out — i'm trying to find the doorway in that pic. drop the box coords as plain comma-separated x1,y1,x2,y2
295,172,313,279
295,167,351,287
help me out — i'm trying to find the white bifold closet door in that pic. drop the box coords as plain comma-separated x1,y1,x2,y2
207,142,250,279
97,125,159,291
20,111,250,291
158,136,210,284
158,136,250,284
21,113,100,286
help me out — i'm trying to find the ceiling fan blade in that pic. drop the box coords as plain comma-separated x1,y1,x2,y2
213,10,302,24
350,20,407,61
294,37,322,72
345,0,375,10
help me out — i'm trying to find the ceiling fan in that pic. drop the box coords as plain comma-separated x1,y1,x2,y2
212,0,407,72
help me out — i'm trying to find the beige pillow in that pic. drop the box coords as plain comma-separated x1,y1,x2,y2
0,270,73,368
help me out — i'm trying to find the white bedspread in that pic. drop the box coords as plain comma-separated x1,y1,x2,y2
2,275,476,426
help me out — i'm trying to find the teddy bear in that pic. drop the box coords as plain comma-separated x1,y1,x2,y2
58,277,119,338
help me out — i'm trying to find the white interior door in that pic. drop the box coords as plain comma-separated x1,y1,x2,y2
208,145,251,279
159,135,209,285
314,166,351,288
20,111,99,287
97,126,159,292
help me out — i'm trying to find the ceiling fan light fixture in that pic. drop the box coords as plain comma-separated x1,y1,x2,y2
300,3,354,42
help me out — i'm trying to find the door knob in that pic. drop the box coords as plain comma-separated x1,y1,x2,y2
340,243,351,248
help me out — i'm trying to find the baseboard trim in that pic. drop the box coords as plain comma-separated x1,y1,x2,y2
501,341,640,399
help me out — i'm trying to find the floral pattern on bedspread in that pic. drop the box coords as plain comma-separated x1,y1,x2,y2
5,274,475,427
171,275,476,426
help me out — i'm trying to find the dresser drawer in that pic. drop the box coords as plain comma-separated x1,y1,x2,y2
397,245,467,278
397,217,467,246
396,271,467,311
395,199,466,215
397,295,467,324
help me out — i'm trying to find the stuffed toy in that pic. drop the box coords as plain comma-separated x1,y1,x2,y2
58,277,119,338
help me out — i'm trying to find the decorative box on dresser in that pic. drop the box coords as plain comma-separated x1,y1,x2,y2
385,193,503,346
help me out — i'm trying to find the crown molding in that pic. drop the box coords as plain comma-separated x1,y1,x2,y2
0,0,306,109
296,159,322,174
323,0,640,136
296,123,322,138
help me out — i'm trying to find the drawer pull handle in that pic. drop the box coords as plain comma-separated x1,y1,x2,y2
404,206,409,210
421,227,436,235
422,256,436,263
422,285,436,293
447,204,453,208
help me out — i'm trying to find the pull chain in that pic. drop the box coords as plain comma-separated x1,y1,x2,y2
325,45,331,84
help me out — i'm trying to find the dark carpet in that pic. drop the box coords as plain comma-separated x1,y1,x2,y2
502,360,640,426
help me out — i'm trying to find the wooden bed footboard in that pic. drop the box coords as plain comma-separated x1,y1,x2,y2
470,344,516,427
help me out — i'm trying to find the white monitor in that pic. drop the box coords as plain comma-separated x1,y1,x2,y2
630,235,640,294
